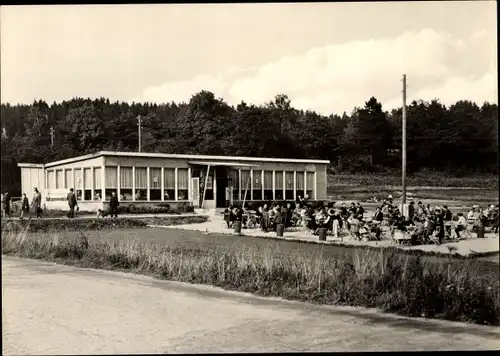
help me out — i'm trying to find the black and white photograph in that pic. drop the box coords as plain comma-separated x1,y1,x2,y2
1,1,499,353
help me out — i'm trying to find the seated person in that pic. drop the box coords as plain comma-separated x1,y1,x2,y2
410,219,426,245
272,207,283,231
340,203,349,220
135,190,142,200
355,202,365,221
443,205,453,221
373,207,384,223
455,213,467,238
224,205,236,228
348,213,361,239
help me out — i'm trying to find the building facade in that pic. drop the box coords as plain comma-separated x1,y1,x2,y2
18,151,330,212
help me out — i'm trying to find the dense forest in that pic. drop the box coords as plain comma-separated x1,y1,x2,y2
1,91,498,195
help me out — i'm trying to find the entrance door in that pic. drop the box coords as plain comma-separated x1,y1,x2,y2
190,177,200,208
215,167,228,208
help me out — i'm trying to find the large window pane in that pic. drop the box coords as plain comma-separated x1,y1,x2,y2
47,170,55,189
149,168,161,200
56,170,63,189
229,169,239,201
74,169,83,200
120,167,133,201
164,168,175,200
240,170,250,201
64,169,72,189
177,168,188,200
135,167,147,200
93,167,102,200
105,166,117,200
306,171,315,199
83,168,92,200
252,169,262,200
263,170,273,201
285,171,294,200
274,171,283,200
296,171,305,199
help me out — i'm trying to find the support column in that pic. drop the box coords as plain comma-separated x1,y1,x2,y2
161,167,165,201
282,170,286,201
132,166,136,201
304,171,307,198
293,171,297,201
314,171,317,200
272,170,275,200
146,167,151,201
174,167,178,201
187,167,192,202
117,166,121,201
261,170,264,201
90,167,94,201
238,169,241,201
101,165,105,202
250,169,253,201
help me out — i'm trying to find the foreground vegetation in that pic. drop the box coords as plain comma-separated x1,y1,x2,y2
1,215,208,233
2,225,499,326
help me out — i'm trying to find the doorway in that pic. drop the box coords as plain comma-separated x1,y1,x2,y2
215,167,228,208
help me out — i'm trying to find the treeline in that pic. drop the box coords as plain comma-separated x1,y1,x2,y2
1,91,498,195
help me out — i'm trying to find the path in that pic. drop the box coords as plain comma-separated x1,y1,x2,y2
2,257,499,354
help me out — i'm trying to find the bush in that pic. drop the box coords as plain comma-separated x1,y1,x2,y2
2,229,499,326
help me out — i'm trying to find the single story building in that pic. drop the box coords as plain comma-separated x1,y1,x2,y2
18,151,330,213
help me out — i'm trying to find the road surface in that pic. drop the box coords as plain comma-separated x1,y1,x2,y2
2,256,499,354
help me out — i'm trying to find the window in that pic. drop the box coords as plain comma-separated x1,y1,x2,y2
164,168,175,200
90,167,101,200
104,166,118,200
74,169,83,200
47,170,55,190
64,169,72,190
135,167,147,200
263,171,273,201
229,169,239,201
177,168,188,200
306,171,315,199
83,168,92,200
149,168,161,200
285,171,294,200
56,170,63,189
240,170,250,201
252,170,262,200
120,167,133,201
274,171,283,200
296,171,305,199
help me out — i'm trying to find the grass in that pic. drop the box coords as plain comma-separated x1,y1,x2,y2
2,224,499,326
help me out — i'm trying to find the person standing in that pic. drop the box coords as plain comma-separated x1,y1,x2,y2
109,191,119,218
20,193,30,220
225,186,231,208
3,192,11,219
67,188,78,218
32,187,42,219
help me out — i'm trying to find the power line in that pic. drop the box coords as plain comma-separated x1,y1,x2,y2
137,115,142,153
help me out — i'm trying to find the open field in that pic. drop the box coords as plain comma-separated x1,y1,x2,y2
328,173,498,189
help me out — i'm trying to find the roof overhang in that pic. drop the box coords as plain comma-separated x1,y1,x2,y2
188,161,259,167
18,163,44,168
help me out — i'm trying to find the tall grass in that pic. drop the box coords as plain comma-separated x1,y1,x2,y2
2,226,499,326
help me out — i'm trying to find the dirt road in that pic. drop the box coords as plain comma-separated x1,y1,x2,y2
2,257,499,354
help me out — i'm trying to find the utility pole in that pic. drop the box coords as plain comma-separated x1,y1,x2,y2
137,115,142,153
50,126,54,147
402,74,407,206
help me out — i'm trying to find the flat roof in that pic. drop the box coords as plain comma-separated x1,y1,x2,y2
31,151,330,169
17,163,44,168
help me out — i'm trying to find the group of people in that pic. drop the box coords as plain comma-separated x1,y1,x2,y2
1,188,43,220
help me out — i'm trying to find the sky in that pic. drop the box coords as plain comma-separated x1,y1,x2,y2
0,2,497,115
